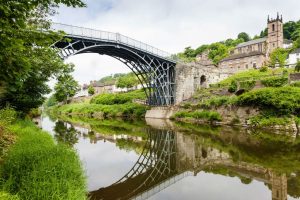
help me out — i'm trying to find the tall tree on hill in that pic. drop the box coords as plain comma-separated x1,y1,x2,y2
0,0,85,114
237,32,251,42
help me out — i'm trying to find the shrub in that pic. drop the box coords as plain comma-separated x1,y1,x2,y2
291,81,300,87
239,80,256,91
228,80,237,93
249,115,291,126
90,89,146,105
237,86,300,115
259,66,268,72
261,76,288,87
172,110,222,122
0,107,17,125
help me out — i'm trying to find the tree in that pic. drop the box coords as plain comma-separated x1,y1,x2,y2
208,43,229,65
283,21,299,40
237,32,251,42
269,48,288,68
295,59,300,72
54,74,79,103
116,73,138,89
88,85,95,96
45,95,58,107
0,0,85,114
260,28,268,38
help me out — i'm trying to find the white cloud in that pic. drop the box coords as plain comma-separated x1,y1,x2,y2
51,0,300,85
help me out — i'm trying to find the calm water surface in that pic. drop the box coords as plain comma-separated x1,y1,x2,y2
40,114,300,200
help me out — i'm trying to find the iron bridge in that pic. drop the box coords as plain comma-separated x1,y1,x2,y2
51,23,177,106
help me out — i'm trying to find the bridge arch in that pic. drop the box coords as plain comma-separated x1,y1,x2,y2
52,23,176,106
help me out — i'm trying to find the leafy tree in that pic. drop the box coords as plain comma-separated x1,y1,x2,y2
237,32,251,42
88,85,95,96
294,37,300,50
116,73,138,89
54,74,79,103
0,0,85,113
269,48,288,68
295,59,300,72
194,45,209,56
283,21,299,40
208,43,229,65
260,28,268,38
45,95,58,107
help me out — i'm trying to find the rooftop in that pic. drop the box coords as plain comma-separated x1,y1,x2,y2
236,38,267,48
221,51,265,62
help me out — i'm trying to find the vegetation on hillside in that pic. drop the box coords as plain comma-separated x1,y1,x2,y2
177,19,300,64
90,89,146,105
172,68,300,127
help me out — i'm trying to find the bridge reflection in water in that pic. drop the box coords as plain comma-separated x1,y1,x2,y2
78,118,291,200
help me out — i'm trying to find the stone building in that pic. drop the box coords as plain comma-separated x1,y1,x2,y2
175,14,291,104
219,13,284,70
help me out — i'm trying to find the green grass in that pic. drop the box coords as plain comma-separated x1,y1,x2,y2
249,115,292,127
173,110,222,122
0,120,87,200
90,89,146,105
52,102,148,118
0,191,20,200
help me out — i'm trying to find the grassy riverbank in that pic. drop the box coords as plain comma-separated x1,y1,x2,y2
0,108,87,200
50,89,148,118
172,68,300,131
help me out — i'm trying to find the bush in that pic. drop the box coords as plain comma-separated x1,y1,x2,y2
1,121,86,200
291,81,300,87
249,115,291,126
228,80,238,93
261,76,288,87
259,66,268,72
237,86,300,115
239,80,256,91
90,89,146,105
0,107,17,125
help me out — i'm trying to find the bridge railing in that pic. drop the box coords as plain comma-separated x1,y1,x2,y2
51,22,172,60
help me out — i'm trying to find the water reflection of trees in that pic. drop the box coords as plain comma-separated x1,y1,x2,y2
173,121,300,199
53,121,79,146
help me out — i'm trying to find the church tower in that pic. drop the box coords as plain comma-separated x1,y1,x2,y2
267,13,284,54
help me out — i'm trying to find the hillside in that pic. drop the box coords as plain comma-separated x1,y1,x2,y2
171,68,300,133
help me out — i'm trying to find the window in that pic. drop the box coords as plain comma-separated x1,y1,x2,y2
253,63,257,69
246,64,248,69
272,24,275,31
273,43,275,47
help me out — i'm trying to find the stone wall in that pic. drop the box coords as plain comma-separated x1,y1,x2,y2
175,62,248,104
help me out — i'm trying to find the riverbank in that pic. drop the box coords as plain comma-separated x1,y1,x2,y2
49,89,148,119
0,108,87,200
171,69,300,133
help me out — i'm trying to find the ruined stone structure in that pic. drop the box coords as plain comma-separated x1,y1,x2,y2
175,14,286,104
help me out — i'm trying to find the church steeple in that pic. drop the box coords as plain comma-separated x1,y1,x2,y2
267,13,284,54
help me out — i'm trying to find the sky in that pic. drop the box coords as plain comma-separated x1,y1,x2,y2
51,0,300,85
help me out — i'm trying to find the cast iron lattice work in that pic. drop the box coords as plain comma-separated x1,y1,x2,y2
51,23,177,106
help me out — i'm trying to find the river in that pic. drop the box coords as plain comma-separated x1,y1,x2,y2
40,113,300,200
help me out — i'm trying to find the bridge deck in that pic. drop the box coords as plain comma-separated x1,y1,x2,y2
51,23,174,61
